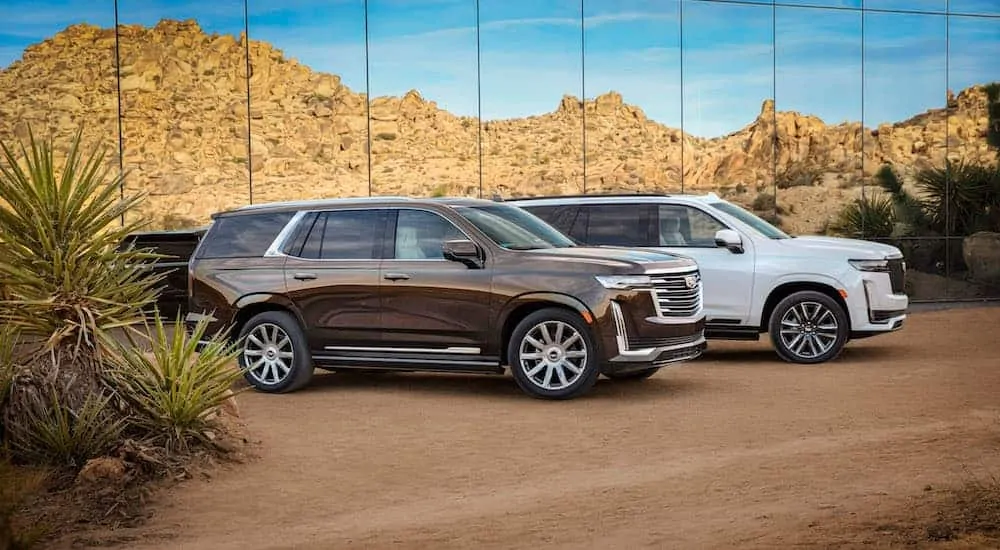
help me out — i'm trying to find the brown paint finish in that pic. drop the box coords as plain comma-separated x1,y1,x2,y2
187,197,707,375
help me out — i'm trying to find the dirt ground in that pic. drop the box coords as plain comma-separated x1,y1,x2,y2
50,306,1000,549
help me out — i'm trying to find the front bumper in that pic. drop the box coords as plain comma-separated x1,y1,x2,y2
600,297,707,374
852,276,909,335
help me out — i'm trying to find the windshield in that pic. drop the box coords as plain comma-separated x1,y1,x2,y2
709,200,791,240
456,204,576,250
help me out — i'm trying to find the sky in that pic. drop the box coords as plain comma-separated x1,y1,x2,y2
0,0,997,138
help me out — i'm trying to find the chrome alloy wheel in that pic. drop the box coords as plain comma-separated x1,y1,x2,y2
243,322,295,385
778,301,839,360
518,320,588,391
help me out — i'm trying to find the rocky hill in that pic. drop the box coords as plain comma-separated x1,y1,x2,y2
0,20,995,234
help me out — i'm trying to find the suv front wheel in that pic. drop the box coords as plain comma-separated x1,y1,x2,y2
508,308,601,399
237,310,315,393
767,290,849,364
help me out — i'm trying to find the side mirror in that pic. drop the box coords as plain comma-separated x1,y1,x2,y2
442,239,483,268
714,229,744,254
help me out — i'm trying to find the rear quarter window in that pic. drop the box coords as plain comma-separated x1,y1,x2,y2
196,211,295,259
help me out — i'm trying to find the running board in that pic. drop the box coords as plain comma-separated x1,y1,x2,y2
312,353,505,375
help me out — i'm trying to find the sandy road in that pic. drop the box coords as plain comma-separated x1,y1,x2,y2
61,306,1000,549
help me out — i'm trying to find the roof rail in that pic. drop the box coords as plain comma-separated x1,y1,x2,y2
501,192,671,202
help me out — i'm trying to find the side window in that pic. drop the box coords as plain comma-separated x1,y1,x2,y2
393,209,466,260
658,205,727,247
580,204,654,247
197,211,294,259
298,209,383,260
523,205,578,237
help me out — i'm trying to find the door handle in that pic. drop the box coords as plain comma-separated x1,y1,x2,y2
383,272,410,281
293,272,317,281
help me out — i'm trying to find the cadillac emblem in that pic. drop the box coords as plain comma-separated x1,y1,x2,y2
684,274,699,289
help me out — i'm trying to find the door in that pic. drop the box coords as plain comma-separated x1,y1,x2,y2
652,204,756,324
282,208,388,353
378,207,494,359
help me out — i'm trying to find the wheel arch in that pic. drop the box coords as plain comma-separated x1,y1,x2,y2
231,293,304,342
759,281,851,333
498,292,596,365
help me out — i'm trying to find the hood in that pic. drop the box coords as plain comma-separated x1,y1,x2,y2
778,235,902,260
522,245,697,273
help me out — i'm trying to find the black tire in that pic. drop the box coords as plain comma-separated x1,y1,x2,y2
236,310,314,393
767,290,849,364
507,307,601,400
604,367,660,381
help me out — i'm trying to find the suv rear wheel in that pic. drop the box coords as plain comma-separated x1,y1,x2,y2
767,290,849,364
508,307,600,399
237,310,314,393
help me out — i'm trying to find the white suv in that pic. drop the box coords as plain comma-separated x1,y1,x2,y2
507,193,909,364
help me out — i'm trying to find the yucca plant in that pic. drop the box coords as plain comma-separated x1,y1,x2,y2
830,193,896,239
102,313,243,453
914,160,997,236
3,386,124,468
0,126,163,358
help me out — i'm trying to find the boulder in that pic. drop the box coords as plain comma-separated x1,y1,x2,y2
963,232,1000,285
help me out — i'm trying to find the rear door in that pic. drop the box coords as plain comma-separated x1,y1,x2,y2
282,208,389,353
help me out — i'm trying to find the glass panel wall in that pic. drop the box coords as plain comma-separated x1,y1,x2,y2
367,0,480,197
479,0,584,199
681,0,776,222
0,0,120,219
246,1,369,204
583,0,682,195
116,1,249,229
945,14,1000,300
861,10,947,301
775,5,862,237
1,0,997,302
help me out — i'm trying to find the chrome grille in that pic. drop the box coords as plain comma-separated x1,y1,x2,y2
651,271,702,318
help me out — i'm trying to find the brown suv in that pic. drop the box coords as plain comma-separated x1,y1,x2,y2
186,197,707,399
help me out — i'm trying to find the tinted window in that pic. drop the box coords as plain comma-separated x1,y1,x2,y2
521,205,578,236
456,204,576,250
393,209,466,259
579,204,653,246
658,205,727,247
298,209,383,260
197,212,294,259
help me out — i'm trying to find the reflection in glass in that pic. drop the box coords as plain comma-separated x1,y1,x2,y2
366,0,479,198
946,14,1000,299
246,0,369,205
582,0,681,195
861,10,946,246
116,1,248,229
681,1,775,223
0,0,119,212
863,0,946,13
775,6,862,237
479,0,584,199
949,0,1000,16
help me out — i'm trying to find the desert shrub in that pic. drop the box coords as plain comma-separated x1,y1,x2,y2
912,160,1000,236
776,162,821,190
829,193,896,239
0,459,48,550
103,314,242,453
3,387,124,467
